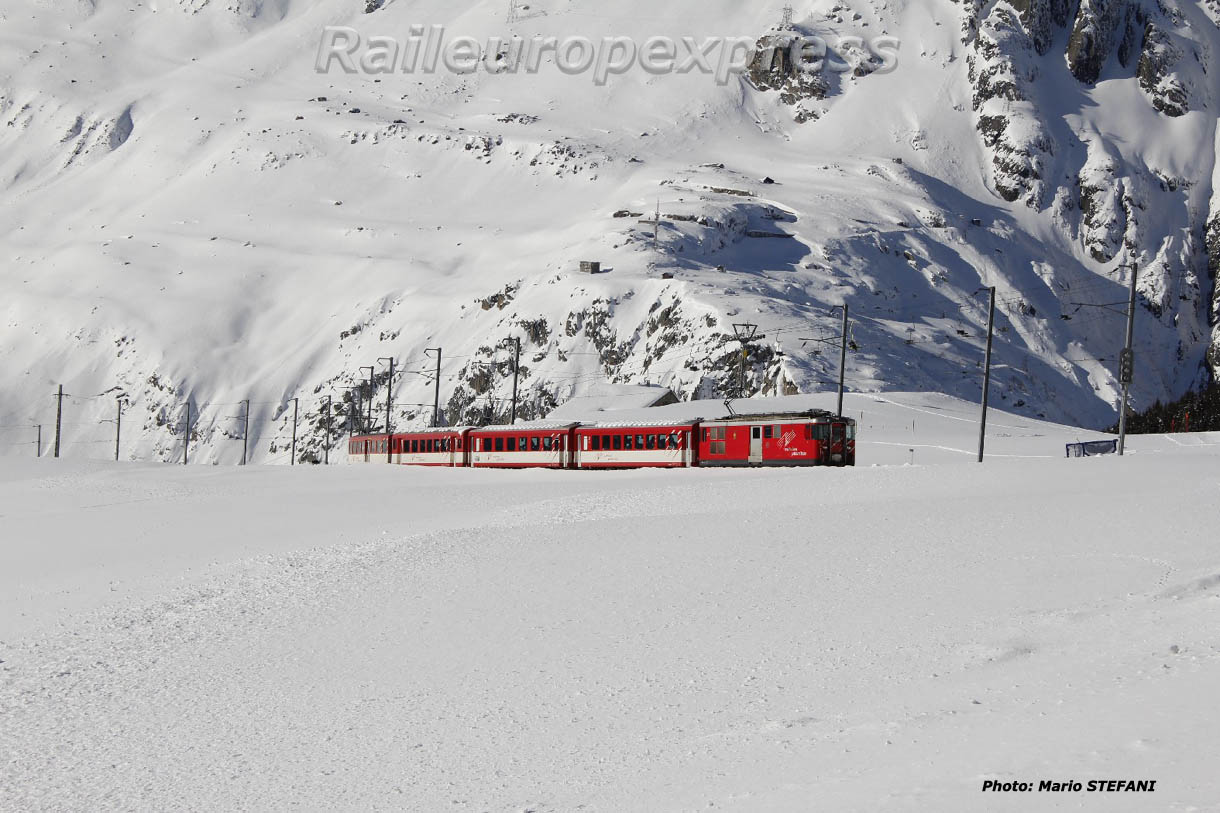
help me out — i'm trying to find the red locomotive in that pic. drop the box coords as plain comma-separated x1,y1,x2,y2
347,410,855,469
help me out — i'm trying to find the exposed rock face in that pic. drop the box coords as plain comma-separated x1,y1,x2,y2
1079,171,1127,263
1008,0,1074,54
967,3,1052,206
1066,0,1127,84
747,34,830,123
1208,212,1220,376
1137,22,1190,117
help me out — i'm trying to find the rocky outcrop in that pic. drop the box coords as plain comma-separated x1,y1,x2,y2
1208,212,1220,376
1137,22,1190,117
1008,0,1074,54
1078,144,1128,263
1066,0,1128,84
967,3,1052,206
747,33,830,123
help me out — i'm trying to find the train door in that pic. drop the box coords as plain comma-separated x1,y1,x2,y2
830,423,845,466
749,426,763,464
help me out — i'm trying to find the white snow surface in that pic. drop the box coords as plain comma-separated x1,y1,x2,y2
2,0,1218,466
2,392,1218,811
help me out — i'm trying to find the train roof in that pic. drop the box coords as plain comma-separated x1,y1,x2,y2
582,418,703,429
472,421,580,433
704,409,842,423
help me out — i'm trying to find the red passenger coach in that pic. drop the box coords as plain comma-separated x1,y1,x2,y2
468,423,578,469
697,412,856,467
574,422,696,469
394,429,470,467
346,409,857,469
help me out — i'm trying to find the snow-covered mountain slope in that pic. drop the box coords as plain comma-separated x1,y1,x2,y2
1,0,1217,462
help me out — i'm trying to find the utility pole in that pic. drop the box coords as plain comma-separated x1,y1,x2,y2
348,388,360,437
323,395,332,465
54,385,64,458
360,366,375,433
183,401,192,465
115,398,122,462
800,310,852,412
653,199,660,251
837,304,849,417
731,324,764,398
290,397,299,465
978,286,996,463
378,357,395,462
510,338,521,424
1118,263,1138,456
36,425,41,458
242,399,251,465
426,348,442,427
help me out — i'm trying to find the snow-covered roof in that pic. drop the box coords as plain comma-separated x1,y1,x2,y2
473,421,580,433
585,419,704,429
546,384,680,421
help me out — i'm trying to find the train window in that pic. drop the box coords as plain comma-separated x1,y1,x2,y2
543,436,553,451
623,435,633,450
669,432,679,449
507,437,517,452
710,441,726,455
636,435,645,449
529,437,539,451
702,428,709,441
520,437,528,451
709,427,726,441
613,434,622,451
763,426,772,439
646,434,656,450
774,425,782,438
590,435,600,451
846,424,856,440
494,437,504,452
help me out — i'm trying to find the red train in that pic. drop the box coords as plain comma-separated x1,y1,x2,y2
347,410,856,469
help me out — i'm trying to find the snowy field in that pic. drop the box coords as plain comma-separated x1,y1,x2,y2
2,394,1219,812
